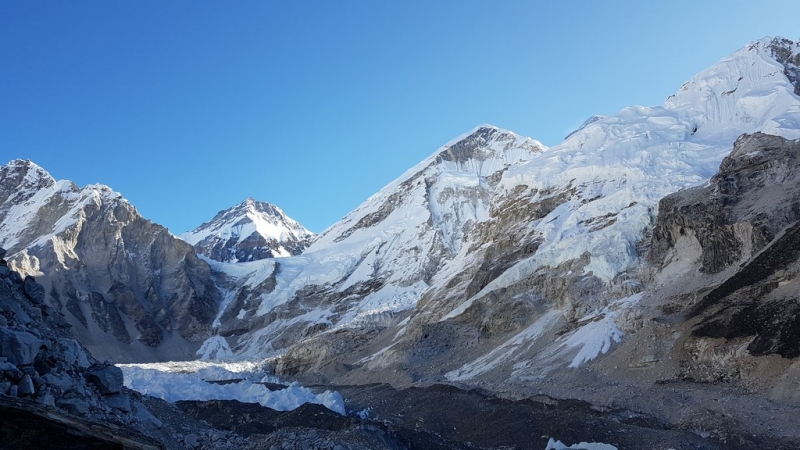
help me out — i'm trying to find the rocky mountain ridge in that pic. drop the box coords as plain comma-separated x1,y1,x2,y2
0,245,230,449
0,160,220,362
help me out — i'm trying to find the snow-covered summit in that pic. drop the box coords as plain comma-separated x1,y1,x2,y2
312,125,545,248
0,159,126,253
477,36,800,292
182,198,315,263
0,159,56,205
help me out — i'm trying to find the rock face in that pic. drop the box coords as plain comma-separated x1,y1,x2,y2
0,160,220,362
650,132,800,360
0,246,152,444
182,198,315,263
0,253,264,449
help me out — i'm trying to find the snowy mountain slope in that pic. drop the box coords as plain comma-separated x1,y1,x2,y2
413,36,800,379
437,36,800,318
243,37,800,383
0,160,220,362
182,198,315,263
209,126,545,355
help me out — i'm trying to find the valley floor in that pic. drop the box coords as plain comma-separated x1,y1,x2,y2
114,359,800,450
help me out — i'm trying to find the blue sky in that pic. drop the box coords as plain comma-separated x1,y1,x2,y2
2,1,799,233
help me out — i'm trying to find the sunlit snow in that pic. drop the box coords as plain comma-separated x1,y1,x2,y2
118,360,345,415
545,438,618,450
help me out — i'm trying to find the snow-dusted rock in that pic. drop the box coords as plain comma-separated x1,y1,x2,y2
196,335,233,361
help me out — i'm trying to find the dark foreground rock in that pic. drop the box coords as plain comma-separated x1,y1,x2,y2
0,395,160,450
177,399,446,450
0,247,250,449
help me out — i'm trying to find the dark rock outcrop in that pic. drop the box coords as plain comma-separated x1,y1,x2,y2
650,133,800,358
85,364,124,394
0,246,259,449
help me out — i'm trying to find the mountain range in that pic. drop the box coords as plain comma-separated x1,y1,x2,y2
2,36,800,447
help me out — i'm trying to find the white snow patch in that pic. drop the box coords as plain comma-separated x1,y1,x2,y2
446,309,562,381
196,336,233,361
559,294,642,368
545,438,618,450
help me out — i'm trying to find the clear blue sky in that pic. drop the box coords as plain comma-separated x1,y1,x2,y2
2,1,799,233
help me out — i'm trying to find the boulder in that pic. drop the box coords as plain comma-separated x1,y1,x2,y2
184,433,200,448
37,388,56,407
43,371,77,392
59,338,91,368
0,327,42,365
85,364,123,394
17,374,35,396
57,397,90,415
0,360,21,379
106,392,132,412
23,276,45,304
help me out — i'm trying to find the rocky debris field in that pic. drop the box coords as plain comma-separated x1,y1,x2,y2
330,383,800,450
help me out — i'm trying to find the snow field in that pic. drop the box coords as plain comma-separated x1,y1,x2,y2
545,438,618,450
117,360,346,415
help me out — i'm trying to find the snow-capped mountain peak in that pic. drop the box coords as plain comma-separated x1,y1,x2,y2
312,124,546,248
481,37,800,295
182,198,315,263
0,160,127,254
0,159,57,206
